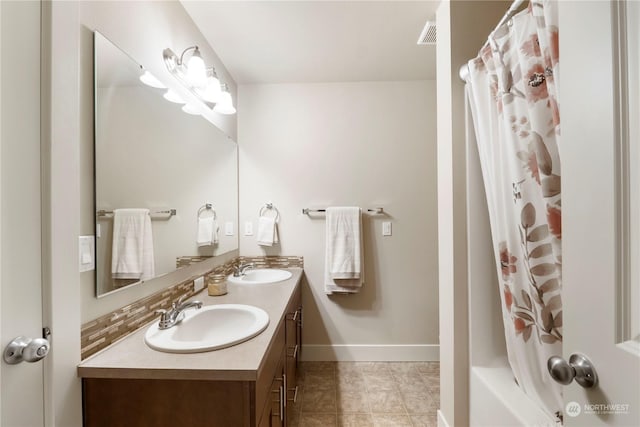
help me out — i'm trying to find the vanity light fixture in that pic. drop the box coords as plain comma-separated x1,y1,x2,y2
196,67,222,103
163,45,236,116
213,83,236,115
139,70,166,89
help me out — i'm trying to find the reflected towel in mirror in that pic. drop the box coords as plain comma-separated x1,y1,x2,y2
197,216,219,247
111,208,155,280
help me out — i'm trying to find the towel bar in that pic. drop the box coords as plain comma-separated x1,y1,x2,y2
302,207,383,215
96,209,176,217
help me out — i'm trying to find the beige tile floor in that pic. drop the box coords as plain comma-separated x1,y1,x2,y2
290,361,440,427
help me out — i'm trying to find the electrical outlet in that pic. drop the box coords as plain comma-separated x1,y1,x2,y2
194,276,205,292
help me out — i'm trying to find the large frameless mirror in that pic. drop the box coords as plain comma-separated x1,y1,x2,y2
94,31,238,297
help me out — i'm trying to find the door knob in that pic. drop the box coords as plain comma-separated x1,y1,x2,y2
547,353,598,388
3,336,50,364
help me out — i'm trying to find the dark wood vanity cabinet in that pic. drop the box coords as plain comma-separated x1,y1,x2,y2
259,285,301,427
82,283,302,427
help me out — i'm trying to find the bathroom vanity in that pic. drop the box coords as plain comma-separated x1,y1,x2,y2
78,269,303,427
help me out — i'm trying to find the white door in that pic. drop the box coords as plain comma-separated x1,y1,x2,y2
0,1,46,426
560,1,640,425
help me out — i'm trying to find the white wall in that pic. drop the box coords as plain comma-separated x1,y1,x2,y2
436,1,510,426
238,81,438,361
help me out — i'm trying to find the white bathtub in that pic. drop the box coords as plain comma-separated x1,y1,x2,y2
470,361,558,427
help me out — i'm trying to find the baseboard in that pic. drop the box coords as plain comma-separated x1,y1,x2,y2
437,410,450,427
300,344,439,361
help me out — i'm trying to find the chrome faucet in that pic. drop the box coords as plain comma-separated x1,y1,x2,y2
155,295,203,330
233,262,255,277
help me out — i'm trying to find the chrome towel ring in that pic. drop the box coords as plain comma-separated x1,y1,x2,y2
259,202,280,222
197,203,216,220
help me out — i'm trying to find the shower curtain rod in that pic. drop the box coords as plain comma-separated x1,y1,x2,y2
459,0,526,82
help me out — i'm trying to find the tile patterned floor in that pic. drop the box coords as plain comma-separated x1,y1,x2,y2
290,361,440,427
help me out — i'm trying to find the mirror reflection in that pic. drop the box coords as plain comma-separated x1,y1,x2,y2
94,31,238,297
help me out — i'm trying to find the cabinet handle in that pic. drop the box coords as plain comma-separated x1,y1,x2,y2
287,310,299,322
279,385,284,422
287,344,299,359
283,374,287,409
288,385,299,403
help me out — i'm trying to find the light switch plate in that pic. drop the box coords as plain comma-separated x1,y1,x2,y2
382,222,392,236
225,222,234,236
244,221,254,236
78,235,95,272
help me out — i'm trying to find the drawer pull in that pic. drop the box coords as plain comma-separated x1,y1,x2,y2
288,385,299,403
288,344,299,359
287,310,299,322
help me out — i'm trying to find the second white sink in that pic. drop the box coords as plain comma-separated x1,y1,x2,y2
144,304,269,353
227,269,292,285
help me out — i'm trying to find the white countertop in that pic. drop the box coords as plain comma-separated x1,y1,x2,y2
77,268,303,382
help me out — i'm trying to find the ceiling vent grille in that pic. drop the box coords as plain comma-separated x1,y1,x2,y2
417,21,436,45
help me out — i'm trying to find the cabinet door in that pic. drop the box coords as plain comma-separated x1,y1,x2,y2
270,360,285,427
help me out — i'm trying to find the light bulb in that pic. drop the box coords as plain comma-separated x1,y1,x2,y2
197,68,222,103
139,70,165,89
163,89,185,104
181,103,200,115
186,47,207,88
213,88,236,115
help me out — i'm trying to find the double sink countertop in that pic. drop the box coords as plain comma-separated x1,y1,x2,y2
77,268,302,382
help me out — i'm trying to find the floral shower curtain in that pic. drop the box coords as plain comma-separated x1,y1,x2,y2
466,0,563,422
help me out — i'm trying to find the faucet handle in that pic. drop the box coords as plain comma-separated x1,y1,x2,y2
154,309,169,321
172,295,187,309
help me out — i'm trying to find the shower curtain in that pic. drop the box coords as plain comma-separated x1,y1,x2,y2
466,0,563,422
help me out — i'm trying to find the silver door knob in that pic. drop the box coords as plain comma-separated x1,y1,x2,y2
3,336,50,364
547,353,598,388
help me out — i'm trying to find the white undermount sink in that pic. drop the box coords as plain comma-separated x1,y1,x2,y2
144,304,269,353
227,269,292,285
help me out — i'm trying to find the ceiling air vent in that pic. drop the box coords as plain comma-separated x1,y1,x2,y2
417,21,436,45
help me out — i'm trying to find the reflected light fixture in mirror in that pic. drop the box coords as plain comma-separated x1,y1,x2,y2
163,45,235,115
139,70,166,89
182,103,201,115
163,89,185,104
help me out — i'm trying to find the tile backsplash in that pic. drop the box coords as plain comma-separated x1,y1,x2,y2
80,255,303,360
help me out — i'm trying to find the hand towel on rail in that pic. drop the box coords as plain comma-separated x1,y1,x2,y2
256,215,279,246
197,216,219,246
324,207,364,294
111,208,155,280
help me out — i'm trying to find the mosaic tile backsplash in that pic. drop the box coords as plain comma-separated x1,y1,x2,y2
80,256,304,360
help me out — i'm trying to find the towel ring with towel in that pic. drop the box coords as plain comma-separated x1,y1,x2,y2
197,203,219,247
257,202,280,246
197,203,216,220
259,202,280,222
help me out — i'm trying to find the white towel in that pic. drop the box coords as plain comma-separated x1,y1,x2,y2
256,215,279,246
111,209,155,280
324,207,364,294
197,216,219,247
